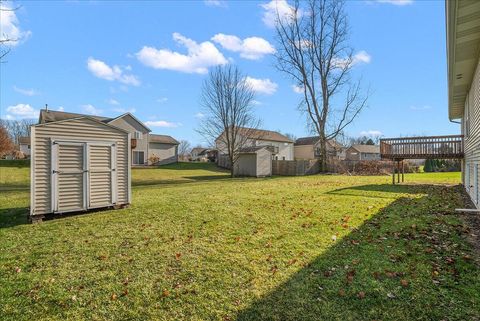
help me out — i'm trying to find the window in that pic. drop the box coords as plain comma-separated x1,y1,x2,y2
134,131,143,140
133,151,145,165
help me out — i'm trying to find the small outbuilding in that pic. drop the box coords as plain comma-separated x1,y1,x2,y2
30,116,131,221
234,146,275,177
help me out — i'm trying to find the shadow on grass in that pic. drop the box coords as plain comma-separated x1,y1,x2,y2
0,206,29,228
324,183,446,199
236,184,479,321
135,162,228,172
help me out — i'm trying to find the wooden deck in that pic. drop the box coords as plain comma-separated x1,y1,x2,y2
380,135,464,160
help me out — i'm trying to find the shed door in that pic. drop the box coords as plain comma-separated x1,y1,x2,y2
87,143,117,208
51,142,87,213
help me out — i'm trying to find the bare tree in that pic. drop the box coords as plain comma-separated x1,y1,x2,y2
274,0,369,171
0,123,14,157
178,140,191,161
0,119,35,144
198,65,261,177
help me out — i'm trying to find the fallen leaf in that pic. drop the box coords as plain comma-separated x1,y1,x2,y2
338,288,345,297
357,291,365,299
111,293,117,301
162,289,170,297
400,279,409,287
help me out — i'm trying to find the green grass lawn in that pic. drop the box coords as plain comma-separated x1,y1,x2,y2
1,162,478,321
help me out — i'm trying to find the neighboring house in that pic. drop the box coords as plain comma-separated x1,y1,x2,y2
446,1,480,205
345,145,381,161
215,127,294,161
38,109,179,166
294,136,346,160
18,136,31,157
191,147,208,161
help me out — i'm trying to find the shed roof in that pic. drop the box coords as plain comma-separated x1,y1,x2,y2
349,144,380,154
39,109,111,124
149,134,179,145
217,127,293,143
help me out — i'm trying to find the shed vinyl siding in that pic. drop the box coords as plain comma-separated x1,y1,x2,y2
88,144,115,208
31,118,129,216
256,149,272,177
234,154,257,177
56,144,85,212
463,58,480,206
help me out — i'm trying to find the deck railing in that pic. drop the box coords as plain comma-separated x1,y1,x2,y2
380,135,464,160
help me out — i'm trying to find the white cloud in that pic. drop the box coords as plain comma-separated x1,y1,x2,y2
107,98,120,105
211,34,275,60
360,130,383,137
195,112,205,119
333,50,372,68
144,120,181,128
251,100,262,106
13,86,39,96
82,104,103,115
261,0,299,29
292,85,304,94
410,105,432,111
157,97,168,103
57,106,64,112
136,33,228,74
112,107,136,114
373,0,413,5
353,50,371,64
204,0,227,7
6,104,39,119
87,58,140,86
244,76,278,95
0,3,31,47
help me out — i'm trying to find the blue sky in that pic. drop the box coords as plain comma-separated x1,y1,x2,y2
0,0,459,145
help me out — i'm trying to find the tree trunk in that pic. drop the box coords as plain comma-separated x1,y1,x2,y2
318,138,328,172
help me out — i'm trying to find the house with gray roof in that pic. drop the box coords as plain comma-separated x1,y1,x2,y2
215,127,294,161
38,109,179,165
294,136,346,160
345,144,381,161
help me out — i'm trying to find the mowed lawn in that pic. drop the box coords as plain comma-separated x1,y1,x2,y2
1,162,479,321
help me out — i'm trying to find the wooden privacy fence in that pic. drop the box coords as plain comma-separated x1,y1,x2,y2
380,135,464,160
272,159,320,176
217,154,231,169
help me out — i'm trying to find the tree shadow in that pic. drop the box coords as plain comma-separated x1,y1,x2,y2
235,184,479,321
324,184,449,199
0,206,29,228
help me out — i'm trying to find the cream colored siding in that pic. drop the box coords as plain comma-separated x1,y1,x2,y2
256,140,294,160
109,116,148,164
148,142,178,165
31,118,129,216
294,145,314,160
20,144,31,156
89,145,113,208
256,149,272,177
57,144,84,212
463,58,480,206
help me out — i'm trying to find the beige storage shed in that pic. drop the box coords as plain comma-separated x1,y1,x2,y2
234,146,274,177
30,116,131,221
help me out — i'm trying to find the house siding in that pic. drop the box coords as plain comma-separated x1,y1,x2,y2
148,142,178,165
109,116,149,164
31,118,129,216
463,58,480,206
294,144,314,160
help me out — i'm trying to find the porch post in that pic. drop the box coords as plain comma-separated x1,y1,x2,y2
392,160,395,185
401,160,404,182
